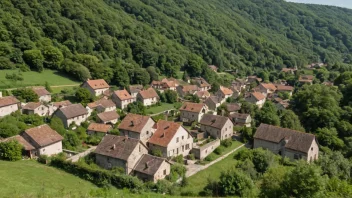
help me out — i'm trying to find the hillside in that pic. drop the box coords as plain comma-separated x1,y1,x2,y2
1,0,352,84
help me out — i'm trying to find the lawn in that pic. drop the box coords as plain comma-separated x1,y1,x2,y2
0,160,165,198
207,140,243,162
181,146,247,195
0,69,80,89
146,102,179,115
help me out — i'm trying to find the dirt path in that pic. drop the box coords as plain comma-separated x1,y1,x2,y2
5,84,80,91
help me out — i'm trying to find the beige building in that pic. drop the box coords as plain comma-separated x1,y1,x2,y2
137,88,159,106
254,124,319,162
94,135,149,174
97,111,119,124
200,114,234,140
228,113,251,127
22,102,49,116
179,102,208,123
194,90,211,101
132,154,171,182
151,78,177,93
112,89,135,109
176,85,199,97
246,92,266,109
32,87,51,102
192,139,220,160
87,98,116,113
148,120,193,158
53,103,88,128
118,113,156,144
82,79,110,96
256,83,277,97
0,96,20,117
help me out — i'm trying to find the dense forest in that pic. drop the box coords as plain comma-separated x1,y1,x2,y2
1,0,352,84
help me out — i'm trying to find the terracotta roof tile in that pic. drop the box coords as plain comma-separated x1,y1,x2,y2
87,123,112,133
24,124,63,147
181,85,198,93
133,154,168,176
179,102,206,113
195,90,210,98
23,102,42,110
0,96,19,108
260,83,277,91
88,98,115,109
118,114,153,133
98,111,120,122
251,92,266,101
276,85,294,91
57,104,88,119
85,79,109,90
200,114,230,129
138,88,159,99
219,86,233,95
114,89,133,101
148,120,182,147
32,87,50,96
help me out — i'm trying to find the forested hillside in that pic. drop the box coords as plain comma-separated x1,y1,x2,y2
1,0,352,84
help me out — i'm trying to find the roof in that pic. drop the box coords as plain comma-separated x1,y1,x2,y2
195,90,210,98
148,120,182,147
299,75,314,81
180,102,206,113
52,100,72,108
192,77,211,88
1,135,35,150
226,103,241,112
281,68,297,73
114,89,133,101
85,79,109,90
0,96,19,108
129,85,143,94
57,104,88,119
219,86,233,95
23,102,42,110
32,87,50,96
251,92,266,101
208,65,218,71
254,124,316,153
133,154,168,176
206,96,222,104
88,98,115,109
87,123,112,133
199,114,230,129
94,135,142,160
138,88,159,99
98,111,120,122
276,85,294,91
181,85,198,92
260,83,277,91
118,114,152,133
24,124,63,147
229,113,250,122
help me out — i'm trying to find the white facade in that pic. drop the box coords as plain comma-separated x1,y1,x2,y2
138,96,158,106
38,141,62,156
39,95,51,103
0,104,19,117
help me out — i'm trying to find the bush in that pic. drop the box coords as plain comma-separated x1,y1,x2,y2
188,154,195,160
0,140,22,161
204,153,216,162
173,154,184,164
38,155,49,164
151,149,163,157
214,146,224,155
221,139,233,148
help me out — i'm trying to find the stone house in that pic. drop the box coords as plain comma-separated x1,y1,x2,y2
228,113,252,127
87,98,116,113
276,85,294,97
32,87,51,102
192,139,220,160
87,123,112,135
48,100,72,116
299,75,314,85
176,85,199,97
205,96,222,111
132,154,171,182
273,98,290,110
194,90,211,101
216,86,233,101
97,111,119,124
22,102,49,116
137,88,159,106
82,79,110,97
53,103,88,128
179,102,208,123
151,78,177,92
232,79,247,90
1,135,36,158
148,120,193,158
253,124,319,162
256,83,277,97
245,92,266,109
94,135,149,174
199,114,234,140
225,103,241,115
112,89,135,109
118,113,156,144
192,77,211,91
128,85,143,99
231,86,241,99
0,96,20,117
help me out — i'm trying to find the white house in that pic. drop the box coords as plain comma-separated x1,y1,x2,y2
137,88,159,106
112,89,135,109
32,87,51,102
246,92,266,109
53,103,88,128
82,79,110,97
179,102,208,123
22,102,49,116
199,114,234,140
216,86,234,101
0,96,20,117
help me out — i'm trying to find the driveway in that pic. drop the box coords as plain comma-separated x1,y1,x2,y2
66,146,96,162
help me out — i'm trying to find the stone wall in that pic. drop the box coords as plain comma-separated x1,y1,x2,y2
191,139,220,160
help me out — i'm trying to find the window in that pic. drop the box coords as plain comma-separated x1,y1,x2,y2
294,154,301,160
311,147,313,151
146,131,149,135
182,136,184,140
163,169,167,175
139,145,141,152
176,137,179,143
182,145,184,152
186,144,190,150
188,134,190,139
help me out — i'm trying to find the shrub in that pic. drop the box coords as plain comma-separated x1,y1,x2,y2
0,140,22,161
151,149,163,157
38,155,49,164
214,146,224,155
188,154,195,160
204,153,216,162
221,139,233,148
173,154,184,164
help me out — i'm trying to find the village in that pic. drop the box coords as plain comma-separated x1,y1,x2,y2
0,63,326,187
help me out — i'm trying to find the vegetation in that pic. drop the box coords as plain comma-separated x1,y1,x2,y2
0,140,22,161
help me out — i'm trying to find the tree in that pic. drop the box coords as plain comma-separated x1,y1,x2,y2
279,110,305,131
241,127,253,143
0,140,22,161
127,102,146,115
0,123,20,138
114,63,130,88
146,66,159,81
316,128,344,150
260,166,286,198
318,151,351,181
12,88,39,102
217,169,256,197
182,70,190,82
75,88,92,105
45,81,52,92
63,131,80,149
164,90,178,103
252,148,277,173
50,116,66,135
42,46,63,69
23,49,44,72
134,68,150,85
255,102,280,126
185,54,204,77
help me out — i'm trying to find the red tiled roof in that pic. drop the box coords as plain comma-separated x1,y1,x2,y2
97,111,120,122
85,79,109,90
148,120,182,147
219,86,233,95
251,92,266,101
24,124,63,147
87,123,112,133
118,114,153,133
114,89,133,101
180,102,206,113
181,85,198,92
138,88,159,99
0,96,19,108
260,83,277,91
32,87,50,96
276,85,294,91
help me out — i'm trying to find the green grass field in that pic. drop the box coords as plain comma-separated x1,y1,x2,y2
204,141,243,163
181,146,247,195
0,69,80,89
146,103,177,115
0,160,165,198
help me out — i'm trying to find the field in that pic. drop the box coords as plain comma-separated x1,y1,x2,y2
204,141,243,163
0,160,164,198
0,69,80,89
146,103,178,115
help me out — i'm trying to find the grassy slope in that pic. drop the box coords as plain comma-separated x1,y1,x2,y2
0,69,80,89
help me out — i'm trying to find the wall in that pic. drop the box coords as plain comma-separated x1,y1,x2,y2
137,96,158,106
307,139,319,162
39,95,51,103
33,105,49,116
0,104,19,117
55,110,88,128
120,118,155,144
39,141,62,156
112,95,135,109
166,127,193,157
126,143,149,174
192,139,220,160
95,154,126,171
180,110,202,122
96,105,116,113
133,160,170,183
253,138,281,153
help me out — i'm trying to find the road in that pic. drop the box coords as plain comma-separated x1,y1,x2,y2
66,146,96,163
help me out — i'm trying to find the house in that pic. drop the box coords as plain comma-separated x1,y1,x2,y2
48,100,72,116
87,123,112,135
299,75,314,85
97,111,119,124
247,76,262,84
232,79,247,90
253,124,319,162
151,79,177,92
199,114,234,140
148,120,193,158
176,85,199,97
32,87,51,102
256,83,277,97
245,92,266,109
205,96,222,111
94,135,149,174
112,89,135,109
87,98,116,113
231,86,241,99
216,86,233,101
322,81,334,87
137,88,159,106
0,96,20,117
273,98,290,110
179,102,208,123
307,62,326,69
128,85,143,99
192,77,211,91
281,68,297,74
22,102,48,116
82,79,110,96
118,113,156,144
276,85,294,96
228,113,251,127
194,90,211,101
208,65,218,72
53,103,88,128
19,124,63,157
226,103,241,115
132,154,171,182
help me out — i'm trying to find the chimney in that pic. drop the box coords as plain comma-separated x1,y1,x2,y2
112,144,116,150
